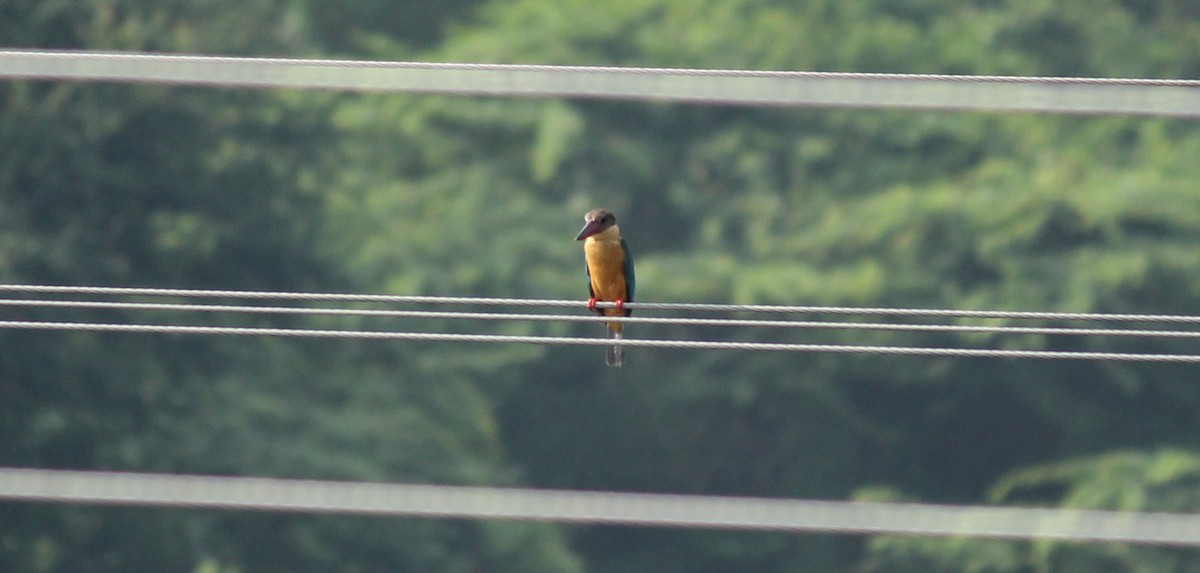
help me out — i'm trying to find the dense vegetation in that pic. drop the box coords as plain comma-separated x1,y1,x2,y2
3,0,1200,571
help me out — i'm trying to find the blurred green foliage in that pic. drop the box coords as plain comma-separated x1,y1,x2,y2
2,0,1200,571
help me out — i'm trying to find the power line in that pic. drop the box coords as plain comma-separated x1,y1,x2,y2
1,468,1198,545
2,50,1199,116
5,298,1200,339
4,284,1200,323
2,319,1199,362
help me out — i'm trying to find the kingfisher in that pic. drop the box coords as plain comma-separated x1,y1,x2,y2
575,208,635,367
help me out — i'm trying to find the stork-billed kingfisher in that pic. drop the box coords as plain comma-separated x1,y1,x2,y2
576,208,636,367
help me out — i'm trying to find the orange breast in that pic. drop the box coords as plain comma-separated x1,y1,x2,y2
584,237,628,318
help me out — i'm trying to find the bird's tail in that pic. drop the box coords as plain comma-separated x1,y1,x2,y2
605,327,624,367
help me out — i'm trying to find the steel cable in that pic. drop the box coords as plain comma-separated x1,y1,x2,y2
2,468,1199,545
2,50,1199,115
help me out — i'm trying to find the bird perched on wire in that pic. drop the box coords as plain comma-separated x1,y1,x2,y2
576,208,636,367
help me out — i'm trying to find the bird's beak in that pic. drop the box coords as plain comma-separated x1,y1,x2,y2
575,219,603,241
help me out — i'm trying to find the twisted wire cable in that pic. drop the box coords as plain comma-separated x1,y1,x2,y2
3,298,1200,339
3,284,1200,322
1,320,1198,362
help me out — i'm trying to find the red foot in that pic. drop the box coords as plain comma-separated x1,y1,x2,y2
587,298,598,311
614,299,625,313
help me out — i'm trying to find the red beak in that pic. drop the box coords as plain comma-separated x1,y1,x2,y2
575,219,604,241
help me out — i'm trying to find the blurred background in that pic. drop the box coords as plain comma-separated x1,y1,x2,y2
3,0,1200,571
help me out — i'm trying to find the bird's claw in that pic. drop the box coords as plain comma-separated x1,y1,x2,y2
587,298,598,311
614,299,625,313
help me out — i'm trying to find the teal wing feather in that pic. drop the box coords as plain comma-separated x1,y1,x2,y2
620,238,635,315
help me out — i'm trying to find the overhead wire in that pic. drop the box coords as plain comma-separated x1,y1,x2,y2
2,286,1200,362
4,318,1200,361
4,284,1200,322
4,297,1200,339
2,468,1200,545
2,284,1200,362
2,49,1200,116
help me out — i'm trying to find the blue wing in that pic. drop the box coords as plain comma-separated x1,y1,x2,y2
620,238,635,314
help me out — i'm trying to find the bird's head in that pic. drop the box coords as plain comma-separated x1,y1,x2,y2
575,208,618,241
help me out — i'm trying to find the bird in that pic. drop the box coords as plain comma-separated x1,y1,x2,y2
576,208,636,367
